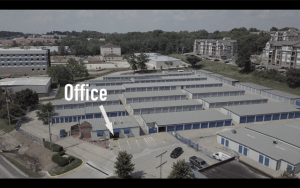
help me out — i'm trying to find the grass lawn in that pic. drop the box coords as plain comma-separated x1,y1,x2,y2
48,157,83,176
198,60,300,96
1,154,42,178
0,118,18,133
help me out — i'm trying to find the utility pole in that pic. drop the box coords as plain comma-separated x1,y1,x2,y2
5,87,10,126
48,112,53,152
156,151,167,178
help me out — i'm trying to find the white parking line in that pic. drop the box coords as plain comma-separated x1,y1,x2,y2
144,138,149,147
118,142,122,151
144,137,157,147
136,140,140,148
127,141,131,149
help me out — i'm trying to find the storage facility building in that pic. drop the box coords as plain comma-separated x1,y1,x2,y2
164,71,195,76
161,75,207,82
235,82,273,95
261,90,300,105
219,76,239,86
217,122,300,173
87,79,134,87
220,103,300,124
103,73,167,80
122,90,187,104
207,73,225,82
129,100,202,115
89,85,125,95
52,105,127,124
200,95,268,109
183,87,245,99
140,110,232,134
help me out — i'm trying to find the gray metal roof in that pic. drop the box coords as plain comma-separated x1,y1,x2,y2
221,76,239,82
202,95,268,103
123,90,186,98
263,90,300,99
198,70,214,74
81,116,140,131
236,82,272,90
0,77,51,86
88,85,125,91
129,100,201,110
104,73,167,78
184,86,244,94
123,80,222,89
51,95,120,105
222,103,300,116
160,75,204,80
87,79,134,84
166,72,194,75
218,128,300,165
246,122,300,148
210,73,225,78
141,109,231,126
53,105,125,117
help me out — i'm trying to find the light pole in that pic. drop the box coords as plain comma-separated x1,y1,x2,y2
4,87,11,126
46,112,53,152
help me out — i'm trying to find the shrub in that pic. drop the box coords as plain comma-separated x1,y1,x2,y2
44,141,64,152
224,61,229,63
51,83,58,88
52,153,69,167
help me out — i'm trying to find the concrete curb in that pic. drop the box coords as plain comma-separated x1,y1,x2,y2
0,154,29,178
46,159,84,178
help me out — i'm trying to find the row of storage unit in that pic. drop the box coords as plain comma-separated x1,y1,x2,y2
122,91,187,104
183,87,245,99
197,70,239,86
219,76,239,86
162,71,195,76
128,100,202,115
51,95,121,110
235,82,273,95
200,95,268,109
103,73,168,80
51,105,127,124
132,75,206,83
140,110,232,134
261,90,300,105
89,85,126,95
196,70,213,77
87,79,134,87
220,103,300,124
122,81,223,92
217,123,300,173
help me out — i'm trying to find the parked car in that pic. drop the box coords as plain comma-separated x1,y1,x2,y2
189,156,209,169
60,129,68,138
213,152,231,161
170,147,184,158
186,162,208,179
214,59,220,61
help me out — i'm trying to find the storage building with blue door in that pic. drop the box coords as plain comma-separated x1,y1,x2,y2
122,80,223,92
129,100,202,115
80,116,140,140
88,85,126,95
52,105,127,124
122,90,187,104
217,122,300,173
235,82,273,95
261,89,300,105
183,87,245,99
131,77,164,83
200,95,268,109
220,102,300,124
140,110,232,134
51,95,121,110
103,73,168,80
87,79,134,87
160,75,207,82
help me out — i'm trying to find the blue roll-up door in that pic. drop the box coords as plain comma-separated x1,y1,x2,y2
86,115,93,119
73,116,77,122
113,129,120,133
94,114,102,118
264,157,269,166
247,116,255,123
176,125,184,131
225,140,229,147
238,145,243,153
280,113,288,119
296,100,300,106
243,148,248,156
221,138,225,145
111,113,118,117
149,127,157,134
272,114,280,120
122,112,126,116
119,112,122,116
82,116,85,119
60,118,64,123
52,118,55,124
288,113,295,119
193,124,200,129
209,122,216,128
240,117,247,123
124,128,130,132
201,122,208,129
167,125,175,132
259,155,264,164
78,117,81,122
97,130,104,135
295,112,300,118
69,117,73,122
264,115,272,121
225,121,231,126
56,118,60,124
217,121,224,127
184,124,192,130
256,116,264,122
65,117,69,123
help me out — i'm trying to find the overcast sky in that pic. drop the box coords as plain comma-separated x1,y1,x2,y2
1,10,300,34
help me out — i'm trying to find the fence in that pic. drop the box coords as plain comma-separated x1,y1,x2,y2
45,131,71,143
168,132,217,160
18,128,43,145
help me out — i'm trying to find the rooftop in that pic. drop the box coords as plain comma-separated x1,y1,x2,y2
123,90,186,98
51,95,120,105
100,43,120,48
0,77,51,86
160,75,203,80
263,90,300,99
237,82,272,90
201,95,268,103
184,86,244,94
129,100,201,110
89,85,125,91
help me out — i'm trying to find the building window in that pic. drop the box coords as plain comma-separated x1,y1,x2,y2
2,64,4,66
32,69,34,71
37,59,39,60
97,130,103,137
124,128,130,134
38,68,40,71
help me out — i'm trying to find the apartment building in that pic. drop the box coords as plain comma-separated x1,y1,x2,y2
193,37,238,60
261,40,300,69
269,28,300,42
100,43,122,61
0,49,51,76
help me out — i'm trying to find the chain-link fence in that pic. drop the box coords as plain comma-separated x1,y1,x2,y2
45,131,71,143
17,128,43,145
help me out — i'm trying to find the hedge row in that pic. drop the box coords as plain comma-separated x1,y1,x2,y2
43,141,64,152
51,151,75,167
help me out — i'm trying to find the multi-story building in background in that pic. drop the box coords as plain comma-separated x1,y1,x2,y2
193,37,238,60
100,43,123,61
0,49,51,76
269,28,300,42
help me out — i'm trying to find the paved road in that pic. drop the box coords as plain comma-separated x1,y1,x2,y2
0,155,28,178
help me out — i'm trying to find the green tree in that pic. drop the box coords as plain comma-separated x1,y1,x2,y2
286,68,300,88
136,53,150,73
36,102,54,124
47,64,74,85
278,170,298,179
186,56,201,67
124,54,138,74
65,58,89,78
58,45,65,55
0,103,26,121
114,151,135,179
168,159,192,179
270,27,278,31
13,88,39,109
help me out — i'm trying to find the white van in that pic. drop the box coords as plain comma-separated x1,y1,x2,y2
213,152,231,161
178,70,184,72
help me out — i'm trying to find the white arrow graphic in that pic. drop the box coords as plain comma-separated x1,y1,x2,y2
99,105,114,135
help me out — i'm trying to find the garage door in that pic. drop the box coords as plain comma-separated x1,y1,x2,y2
162,108,169,113
209,122,216,128
267,92,271,98
264,115,272,121
217,121,224,127
272,114,280,120
256,115,263,122
240,117,247,123
272,94,277,100
176,125,184,131
247,116,255,123
167,125,175,132
280,113,288,119
152,97,158,102
201,122,208,129
211,93,217,97
190,106,196,111
183,106,190,111
225,121,231,126
176,107,182,112
149,127,157,134
155,108,162,113
224,92,229,96
193,124,200,129
133,99,139,103
288,113,295,119
217,92,224,97
184,124,192,130
295,112,300,118
141,109,148,114
153,87,158,91
261,91,267,96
